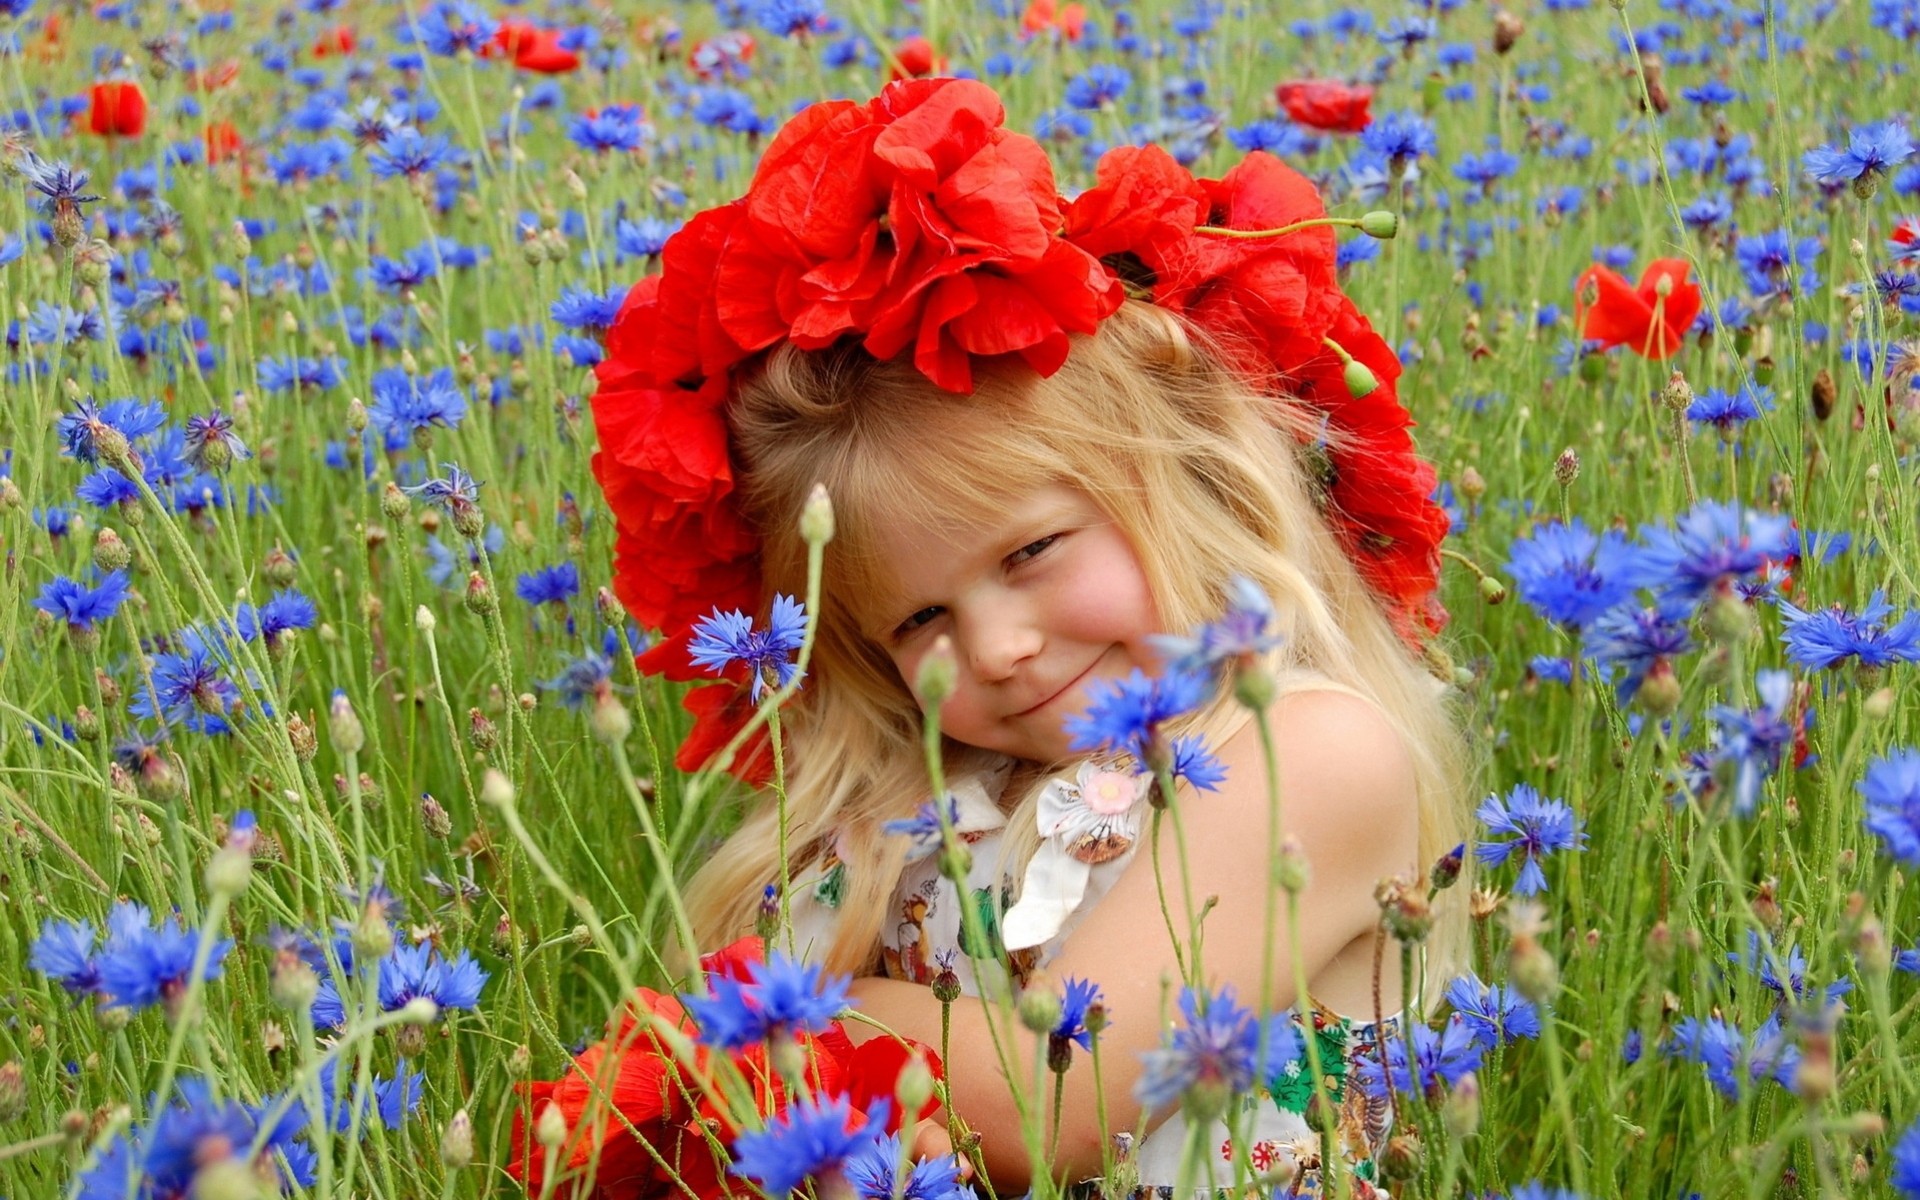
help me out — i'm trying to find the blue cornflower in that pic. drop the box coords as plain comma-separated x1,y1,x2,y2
1444,972,1542,1049
1065,64,1132,111
515,562,580,607
687,593,808,702
1149,576,1283,678
882,795,962,863
368,246,439,294
375,940,488,1014
1359,111,1438,165
336,97,405,147
368,366,470,441
1664,1014,1798,1099
25,155,101,221
182,410,250,471
368,128,456,180
568,104,651,154
1355,1017,1485,1099
1054,977,1104,1050
236,590,319,648
1804,121,1914,193
536,652,615,709
1687,384,1772,433
1702,669,1800,815
683,950,852,1050
1728,932,1851,1009
1893,1118,1920,1198
1377,15,1435,49
732,1094,884,1196
74,1077,303,1200
751,0,829,36
1453,149,1519,187
1474,783,1585,895
1860,749,1920,867
616,216,681,259
842,1134,973,1200
550,284,630,338
1064,666,1211,767
403,463,486,535
1134,985,1298,1116
416,1,499,55
58,397,165,464
693,87,770,134
1583,606,1692,704
1167,735,1229,791
95,900,234,1012
29,916,103,995
33,570,130,634
1506,519,1650,631
1679,193,1733,231
135,640,243,727
1779,591,1920,670
1682,79,1737,106
1639,501,1796,607
259,354,344,394
312,1059,426,1132
1734,230,1822,297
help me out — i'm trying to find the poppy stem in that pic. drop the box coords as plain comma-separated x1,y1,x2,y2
1193,215,1358,240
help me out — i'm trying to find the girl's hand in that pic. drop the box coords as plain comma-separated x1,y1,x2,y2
908,1118,974,1180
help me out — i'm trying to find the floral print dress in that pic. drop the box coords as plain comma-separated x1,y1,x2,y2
793,757,1401,1198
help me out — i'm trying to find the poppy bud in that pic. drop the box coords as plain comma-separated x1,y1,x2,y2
1342,357,1379,398
1753,355,1775,387
800,482,835,546
1359,210,1398,239
917,635,957,709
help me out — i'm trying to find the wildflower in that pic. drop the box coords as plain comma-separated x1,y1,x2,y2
1149,576,1282,677
1506,519,1650,631
1728,932,1851,1008
1506,1186,1587,1200
1779,591,1920,670
1860,749,1920,867
615,216,681,259
550,284,630,339
1639,501,1796,608
182,410,250,471
1358,111,1437,167
1702,670,1801,815
74,1078,305,1199
1572,258,1701,359
1135,986,1298,1119
516,562,581,609
1664,1013,1798,1098
1453,148,1519,188
1734,230,1822,298
259,354,345,393
1474,783,1585,896
731,1094,885,1196
882,795,963,862
1355,1018,1485,1099
1064,64,1131,111
1687,384,1772,434
682,950,852,1049
1053,976,1104,1051
312,1059,427,1132
403,463,486,539
29,917,104,995
1274,78,1373,134
1804,120,1914,197
842,1134,973,1200
1167,735,1229,791
1680,193,1733,231
367,128,457,180
536,651,615,709
378,940,488,1014
751,0,830,38
416,1,499,56
88,80,149,138
33,570,130,637
1444,972,1542,1049
568,104,651,154
58,397,166,465
236,590,319,649
95,900,235,1012
1377,15,1436,51
687,593,808,702
1892,1118,1920,1198
1064,666,1210,770
25,155,101,245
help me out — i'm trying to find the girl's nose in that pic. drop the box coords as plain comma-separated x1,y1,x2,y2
959,601,1042,683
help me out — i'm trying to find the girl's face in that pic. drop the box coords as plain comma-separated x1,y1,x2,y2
865,483,1163,764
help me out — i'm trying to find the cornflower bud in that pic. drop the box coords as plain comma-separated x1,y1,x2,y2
0,1061,26,1124
754,884,781,940
1636,660,1682,719
800,482,835,545
468,708,500,754
352,908,394,960
191,1160,259,1200
261,546,297,588
464,571,496,617
345,398,369,434
0,476,21,512
917,635,957,710
895,1054,936,1114
1274,836,1311,893
286,714,318,762
1430,843,1465,891
328,691,365,755
1810,368,1837,422
205,845,253,899
92,527,130,573
508,1044,533,1079
1442,1072,1480,1138
225,220,252,261
535,1101,569,1149
441,1109,475,1170
1660,370,1694,414
1492,10,1524,53
590,691,632,745
931,956,962,1004
73,705,99,742
1017,981,1062,1035
481,768,515,810
269,949,319,1012
380,482,410,521
1553,447,1580,489
420,792,452,839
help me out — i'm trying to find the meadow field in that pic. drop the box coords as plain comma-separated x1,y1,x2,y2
1,0,1918,1196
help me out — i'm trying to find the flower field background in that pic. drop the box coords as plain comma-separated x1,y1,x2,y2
2,0,1920,1196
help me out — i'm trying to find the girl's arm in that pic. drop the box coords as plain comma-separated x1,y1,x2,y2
846,688,1422,1193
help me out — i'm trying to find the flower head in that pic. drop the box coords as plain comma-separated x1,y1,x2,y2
95,900,234,1012
402,463,486,538
30,916,103,995
687,593,808,702
1444,972,1542,1049
182,410,251,471
1893,1117,1920,1197
1507,519,1650,631
1779,591,1920,670
1474,783,1585,895
1687,384,1772,433
368,366,467,439
74,1077,304,1200
1053,976,1103,1049
683,949,852,1049
1804,120,1914,195
536,652,615,710
842,1135,974,1200
1583,605,1693,703
1860,749,1920,867
1664,1013,1799,1098
1135,985,1298,1118
1354,1017,1484,1098
730,1094,884,1196
1064,666,1210,769
515,562,581,607
1148,575,1283,677
33,570,130,634
882,795,962,863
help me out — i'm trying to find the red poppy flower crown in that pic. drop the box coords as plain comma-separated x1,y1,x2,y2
591,78,1451,784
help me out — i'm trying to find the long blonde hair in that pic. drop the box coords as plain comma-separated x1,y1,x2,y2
683,301,1472,982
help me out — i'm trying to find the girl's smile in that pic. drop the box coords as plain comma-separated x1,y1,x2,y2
867,484,1163,764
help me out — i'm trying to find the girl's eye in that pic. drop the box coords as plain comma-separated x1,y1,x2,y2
1007,535,1059,566
895,606,943,638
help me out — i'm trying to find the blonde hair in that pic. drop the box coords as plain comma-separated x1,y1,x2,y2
683,301,1472,986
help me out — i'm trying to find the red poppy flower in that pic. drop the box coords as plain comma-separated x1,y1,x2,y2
1020,0,1086,40
203,121,243,164
188,59,241,92
887,36,944,81
508,938,943,1199
1275,79,1374,134
88,81,147,138
311,24,356,57
674,683,774,785
1891,215,1918,248
496,21,581,73
1573,257,1701,359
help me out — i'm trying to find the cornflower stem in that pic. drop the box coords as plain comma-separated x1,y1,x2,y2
1156,769,1206,984
608,735,701,992
419,616,479,809
770,706,794,954
1049,1064,1066,1164
1147,809,1191,984
1528,1002,1586,1195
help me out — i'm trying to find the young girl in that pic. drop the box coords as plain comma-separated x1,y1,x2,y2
586,78,1469,1197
